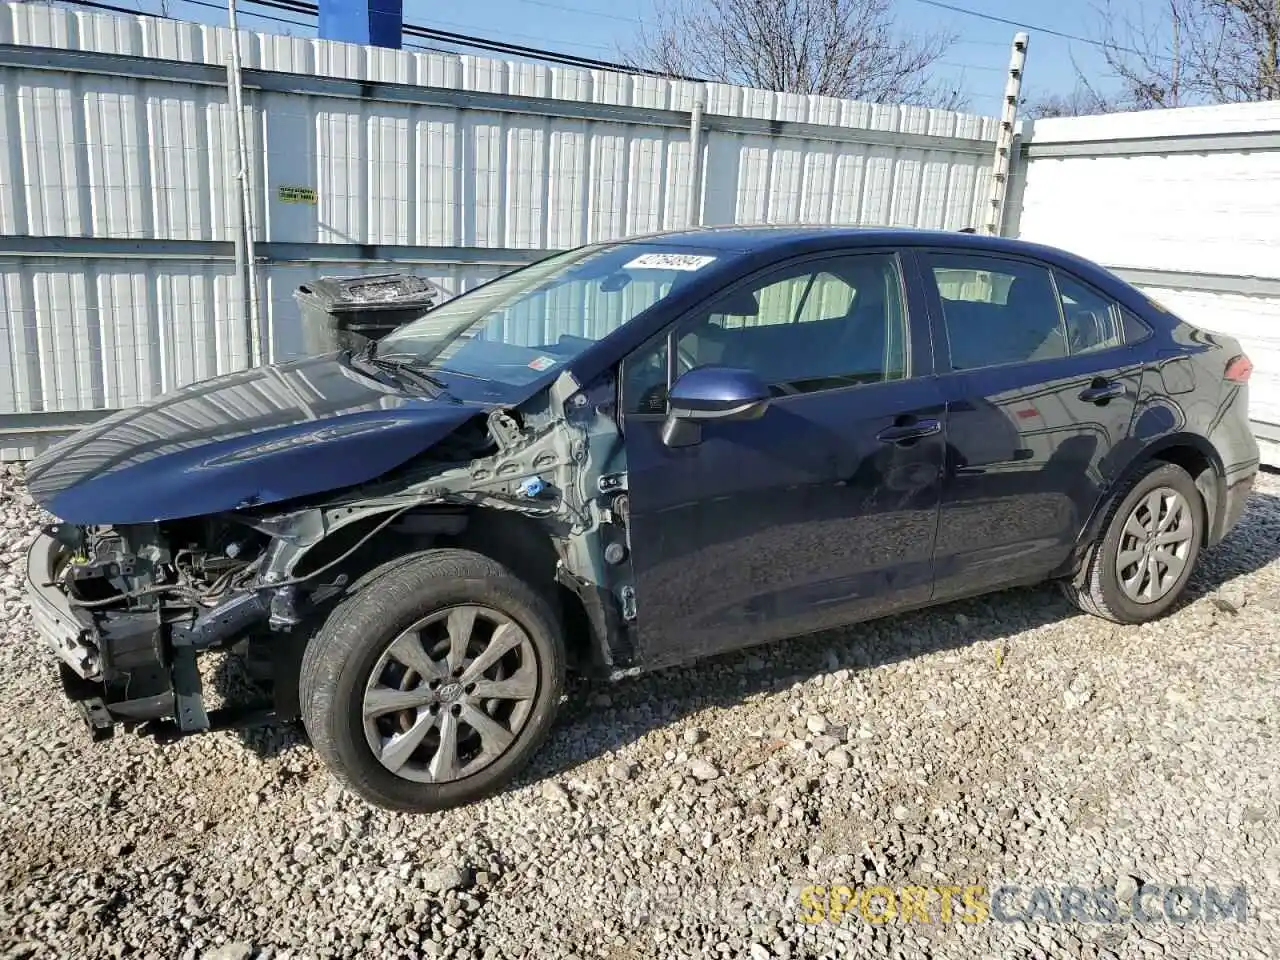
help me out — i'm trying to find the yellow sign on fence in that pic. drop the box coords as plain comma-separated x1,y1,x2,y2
278,185,317,204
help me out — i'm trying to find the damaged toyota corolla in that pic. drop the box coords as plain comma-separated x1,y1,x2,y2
24,227,1258,811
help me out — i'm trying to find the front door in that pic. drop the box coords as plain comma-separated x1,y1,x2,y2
619,250,946,669
918,249,1146,601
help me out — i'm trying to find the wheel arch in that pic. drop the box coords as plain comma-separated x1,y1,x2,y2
1144,436,1225,543
440,508,617,677
292,504,612,677
1064,432,1225,580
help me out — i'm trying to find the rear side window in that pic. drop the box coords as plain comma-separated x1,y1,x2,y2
926,253,1067,370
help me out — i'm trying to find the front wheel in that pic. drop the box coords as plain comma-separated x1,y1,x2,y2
1063,462,1205,624
299,549,565,812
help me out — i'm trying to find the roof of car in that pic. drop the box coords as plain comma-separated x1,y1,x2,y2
622,225,1062,259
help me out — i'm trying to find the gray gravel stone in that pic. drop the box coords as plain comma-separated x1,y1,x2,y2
826,748,852,770
810,735,840,755
607,761,637,781
202,945,253,960
421,865,470,894
540,780,571,805
1116,874,1142,904
689,759,720,781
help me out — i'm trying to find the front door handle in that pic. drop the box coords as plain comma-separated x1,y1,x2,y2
1079,379,1126,404
876,418,941,444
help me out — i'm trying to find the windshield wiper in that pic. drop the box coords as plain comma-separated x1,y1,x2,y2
350,343,449,395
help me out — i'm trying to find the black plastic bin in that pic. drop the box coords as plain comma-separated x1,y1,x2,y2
294,273,452,354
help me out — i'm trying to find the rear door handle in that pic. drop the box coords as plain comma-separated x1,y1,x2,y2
1079,380,1125,403
876,418,941,444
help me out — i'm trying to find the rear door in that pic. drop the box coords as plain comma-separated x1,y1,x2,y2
917,249,1147,601
619,249,946,668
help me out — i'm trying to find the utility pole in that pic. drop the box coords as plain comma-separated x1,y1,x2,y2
983,32,1028,237
226,0,262,366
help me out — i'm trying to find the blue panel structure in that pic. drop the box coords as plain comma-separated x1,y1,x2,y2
318,0,403,48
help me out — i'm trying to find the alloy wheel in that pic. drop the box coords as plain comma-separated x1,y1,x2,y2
361,605,539,783
1114,486,1195,604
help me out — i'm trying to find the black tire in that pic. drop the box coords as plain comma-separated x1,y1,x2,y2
299,548,565,812
1062,462,1205,624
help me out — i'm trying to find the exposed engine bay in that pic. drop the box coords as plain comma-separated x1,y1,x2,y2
27,371,635,741
56,519,268,615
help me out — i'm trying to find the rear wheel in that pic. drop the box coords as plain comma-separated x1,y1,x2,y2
1063,462,1205,624
300,549,565,812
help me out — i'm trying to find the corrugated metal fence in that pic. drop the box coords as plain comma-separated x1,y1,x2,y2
1009,101,1280,465
0,2,1002,457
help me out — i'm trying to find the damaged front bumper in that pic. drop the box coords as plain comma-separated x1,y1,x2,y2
25,535,160,737
24,531,283,741
26,533,102,680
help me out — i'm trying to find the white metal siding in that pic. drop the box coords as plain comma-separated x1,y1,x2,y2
0,67,239,241
0,2,999,250
1015,151,1280,281
0,258,245,412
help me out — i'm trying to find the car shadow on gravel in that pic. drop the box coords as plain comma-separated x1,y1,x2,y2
207,489,1280,794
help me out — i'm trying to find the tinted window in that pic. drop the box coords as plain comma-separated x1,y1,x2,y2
1122,309,1152,344
927,253,1067,370
624,253,907,413
724,269,856,327
685,253,906,388
1055,271,1124,354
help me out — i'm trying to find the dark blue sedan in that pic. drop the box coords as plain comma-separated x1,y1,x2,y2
24,227,1259,812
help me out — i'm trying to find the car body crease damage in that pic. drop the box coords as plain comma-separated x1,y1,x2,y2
254,369,633,660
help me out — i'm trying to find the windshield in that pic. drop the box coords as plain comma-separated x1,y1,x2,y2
377,242,722,389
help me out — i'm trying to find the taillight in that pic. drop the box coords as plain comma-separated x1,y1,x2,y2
1224,355,1253,383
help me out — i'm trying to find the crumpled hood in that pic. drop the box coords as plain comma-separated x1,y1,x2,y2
27,354,488,524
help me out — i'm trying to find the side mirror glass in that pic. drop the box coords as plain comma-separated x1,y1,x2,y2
662,366,771,447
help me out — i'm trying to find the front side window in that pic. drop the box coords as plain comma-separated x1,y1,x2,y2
624,252,907,413
927,253,1068,370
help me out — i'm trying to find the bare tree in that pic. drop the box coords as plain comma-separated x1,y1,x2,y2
627,0,965,109
1095,0,1280,107
1023,84,1119,118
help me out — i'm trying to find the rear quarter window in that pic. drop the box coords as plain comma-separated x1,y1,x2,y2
1122,308,1153,344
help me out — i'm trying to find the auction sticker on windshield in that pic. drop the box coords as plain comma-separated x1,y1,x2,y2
624,253,717,271
528,356,557,371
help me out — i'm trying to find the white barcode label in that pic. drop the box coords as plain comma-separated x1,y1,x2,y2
623,253,717,271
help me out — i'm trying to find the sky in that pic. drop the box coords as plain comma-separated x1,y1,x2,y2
110,0,1165,116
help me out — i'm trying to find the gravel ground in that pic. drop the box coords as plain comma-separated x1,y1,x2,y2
1,467,1278,960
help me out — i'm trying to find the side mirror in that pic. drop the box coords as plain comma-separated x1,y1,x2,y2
662,366,771,448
